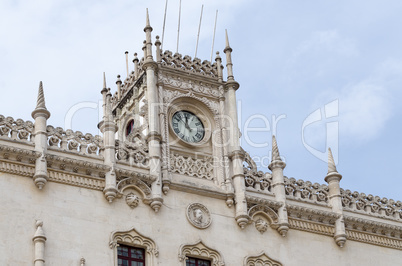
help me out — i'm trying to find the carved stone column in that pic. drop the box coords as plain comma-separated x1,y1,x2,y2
99,75,118,203
31,81,50,190
224,32,249,228
32,220,46,266
268,136,289,237
143,10,163,212
325,148,347,247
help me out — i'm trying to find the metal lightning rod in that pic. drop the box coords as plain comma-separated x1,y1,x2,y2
176,0,182,53
210,10,218,62
194,5,204,58
161,0,168,50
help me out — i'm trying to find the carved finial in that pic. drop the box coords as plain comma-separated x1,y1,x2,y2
224,29,232,53
80,258,86,266
103,72,107,89
36,81,47,109
225,29,230,47
33,220,46,239
215,51,221,60
144,8,152,32
32,81,50,119
271,135,282,162
133,52,139,62
146,8,150,26
328,148,337,174
155,35,161,45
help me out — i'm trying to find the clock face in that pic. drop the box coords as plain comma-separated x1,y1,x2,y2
172,111,205,143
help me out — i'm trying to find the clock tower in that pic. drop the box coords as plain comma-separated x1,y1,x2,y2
107,10,249,227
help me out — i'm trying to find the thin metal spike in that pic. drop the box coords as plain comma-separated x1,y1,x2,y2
176,0,182,53
210,10,218,62
161,0,168,50
195,5,204,58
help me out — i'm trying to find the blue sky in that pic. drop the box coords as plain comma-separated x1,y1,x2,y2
0,0,401,200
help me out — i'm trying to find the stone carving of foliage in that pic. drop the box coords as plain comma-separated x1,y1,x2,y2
161,50,218,78
284,177,329,204
0,115,34,142
341,189,402,220
244,252,283,266
243,152,272,192
170,153,213,180
159,73,222,98
109,227,158,265
162,88,220,116
115,130,149,168
178,240,224,266
46,125,103,156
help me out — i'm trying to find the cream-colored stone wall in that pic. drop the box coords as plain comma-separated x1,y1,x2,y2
1,173,401,266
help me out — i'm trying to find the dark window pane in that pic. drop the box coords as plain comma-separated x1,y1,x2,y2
131,248,144,259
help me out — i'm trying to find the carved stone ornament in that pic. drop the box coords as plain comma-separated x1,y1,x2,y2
186,203,212,229
244,252,283,266
125,193,140,208
255,218,269,234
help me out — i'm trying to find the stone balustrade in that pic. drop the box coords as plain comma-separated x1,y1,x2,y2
46,125,103,156
0,115,34,143
160,50,218,78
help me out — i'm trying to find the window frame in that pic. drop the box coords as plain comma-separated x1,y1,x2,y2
117,244,146,266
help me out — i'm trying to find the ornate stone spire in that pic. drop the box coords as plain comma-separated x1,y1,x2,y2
224,29,232,53
102,72,107,93
223,29,235,82
36,81,47,109
32,81,50,119
144,8,152,32
271,135,282,162
328,148,337,174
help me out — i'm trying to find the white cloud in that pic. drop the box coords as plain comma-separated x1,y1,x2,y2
339,81,391,142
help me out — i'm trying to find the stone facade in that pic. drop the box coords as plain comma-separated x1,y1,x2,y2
0,11,401,266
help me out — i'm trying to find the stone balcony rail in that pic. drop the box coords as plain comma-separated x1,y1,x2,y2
284,177,329,205
46,125,104,157
0,115,34,143
341,189,402,221
244,168,273,193
160,50,218,78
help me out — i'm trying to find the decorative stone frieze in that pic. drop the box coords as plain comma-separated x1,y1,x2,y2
158,72,222,99
178,240,224,266
170,153,213,180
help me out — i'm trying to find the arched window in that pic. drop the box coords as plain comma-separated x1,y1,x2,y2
126,120,134,136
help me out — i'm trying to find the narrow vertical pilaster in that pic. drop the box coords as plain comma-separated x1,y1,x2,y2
143,10,163,212
325,148,347,247
223,32,248,227
268,136,289,237
32,220,46,266
31,81,50,190
99,75,118,203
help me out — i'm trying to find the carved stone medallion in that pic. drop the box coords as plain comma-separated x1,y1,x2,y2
186,203,212,229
